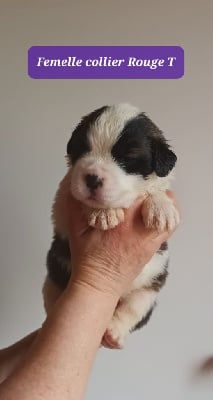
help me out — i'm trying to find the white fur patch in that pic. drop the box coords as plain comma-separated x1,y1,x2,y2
70,155,144,208
89,103,139,156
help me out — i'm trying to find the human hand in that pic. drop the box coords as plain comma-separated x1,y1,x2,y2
55,175,179,299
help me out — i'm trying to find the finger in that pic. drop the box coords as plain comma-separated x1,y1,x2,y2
65,195,89,235
123,196,145,224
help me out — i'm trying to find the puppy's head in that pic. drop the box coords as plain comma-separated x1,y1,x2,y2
67,104,177,208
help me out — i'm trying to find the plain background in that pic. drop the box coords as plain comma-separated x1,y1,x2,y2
0,1,213,399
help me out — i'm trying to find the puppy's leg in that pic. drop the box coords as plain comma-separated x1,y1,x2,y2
42,276,63,315
142,191,179,232
102,289,157,349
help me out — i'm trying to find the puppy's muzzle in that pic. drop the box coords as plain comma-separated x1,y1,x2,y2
85,174,103,191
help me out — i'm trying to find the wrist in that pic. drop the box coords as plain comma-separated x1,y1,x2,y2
62,277,120,344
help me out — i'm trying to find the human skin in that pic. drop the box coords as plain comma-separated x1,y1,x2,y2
0,192,179,400
0,331,39,384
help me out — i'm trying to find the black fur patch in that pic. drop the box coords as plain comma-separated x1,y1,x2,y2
46,233,71,289
111,115,154,177
112,113,176,177
157,241,168,255
67,106,108,164
150,268,169,292
67,107,176,177
132,304,156,331
151,138,177,177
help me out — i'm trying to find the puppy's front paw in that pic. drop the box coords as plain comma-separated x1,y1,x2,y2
142,193,179,232
87,208,124,230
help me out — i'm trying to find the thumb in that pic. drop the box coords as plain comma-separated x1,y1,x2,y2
54,172,88,236
65,194,88,236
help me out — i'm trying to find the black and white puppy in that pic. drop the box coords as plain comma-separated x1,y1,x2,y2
43,103,179,349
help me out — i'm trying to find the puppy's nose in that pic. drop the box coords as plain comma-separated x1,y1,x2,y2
85,174,103,191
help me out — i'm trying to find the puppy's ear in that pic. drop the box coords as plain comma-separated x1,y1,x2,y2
151,138,177,177
66,136,72,156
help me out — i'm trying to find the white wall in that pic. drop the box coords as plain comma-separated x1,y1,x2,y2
0,1,213,399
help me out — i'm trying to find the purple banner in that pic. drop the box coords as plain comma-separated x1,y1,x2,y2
28,46,184,79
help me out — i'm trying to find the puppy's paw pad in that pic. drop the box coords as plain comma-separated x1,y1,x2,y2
142,195,179,232
101,330,123,350
88,208,124,230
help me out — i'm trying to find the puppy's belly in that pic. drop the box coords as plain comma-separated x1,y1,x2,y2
125,246,169,295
